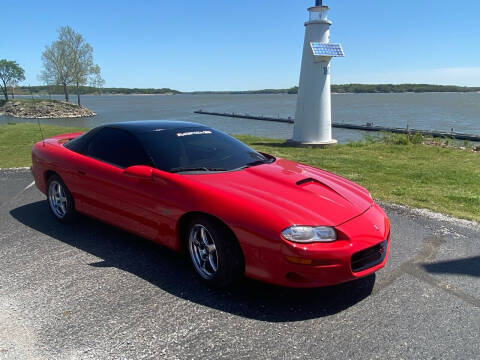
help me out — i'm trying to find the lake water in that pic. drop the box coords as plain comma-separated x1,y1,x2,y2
2,93,479,143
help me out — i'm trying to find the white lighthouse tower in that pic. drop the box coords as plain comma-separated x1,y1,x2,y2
291,0,344,146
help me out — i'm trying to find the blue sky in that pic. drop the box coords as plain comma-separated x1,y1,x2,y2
2,0,480,91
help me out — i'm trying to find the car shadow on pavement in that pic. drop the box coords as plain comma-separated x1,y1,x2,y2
10,201,375,322
422,256,480,277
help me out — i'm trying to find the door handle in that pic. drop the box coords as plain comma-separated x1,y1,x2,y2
77,170,87,176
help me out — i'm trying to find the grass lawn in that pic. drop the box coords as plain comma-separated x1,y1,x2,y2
0,123,86,168
1,123,479,222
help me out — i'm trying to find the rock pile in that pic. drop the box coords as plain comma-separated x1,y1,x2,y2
1,100,96,119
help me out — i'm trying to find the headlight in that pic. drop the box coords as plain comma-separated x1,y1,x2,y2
281,226,337,243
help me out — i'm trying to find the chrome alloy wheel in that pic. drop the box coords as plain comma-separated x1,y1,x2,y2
189,224,219,279
48,180,68,219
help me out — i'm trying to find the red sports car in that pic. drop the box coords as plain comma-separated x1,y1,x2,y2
31,121,390,288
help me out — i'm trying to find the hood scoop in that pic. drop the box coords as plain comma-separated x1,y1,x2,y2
296,178,317,186
296,177,354,205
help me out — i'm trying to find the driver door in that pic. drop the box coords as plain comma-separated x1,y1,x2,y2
72,127,160,240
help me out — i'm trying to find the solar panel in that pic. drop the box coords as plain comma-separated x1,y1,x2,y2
310,43,345,57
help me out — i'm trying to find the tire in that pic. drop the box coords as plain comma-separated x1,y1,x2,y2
47,174,76,223
187,216,244,288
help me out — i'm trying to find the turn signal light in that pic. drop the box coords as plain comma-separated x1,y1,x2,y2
285,256,336,267
285,256,313,265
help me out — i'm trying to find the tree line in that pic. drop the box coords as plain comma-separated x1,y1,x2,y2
1,26,103,106
330,83,480,93
11,83,480,97
189,87,299,95
187,84,480,95
15,85,179,96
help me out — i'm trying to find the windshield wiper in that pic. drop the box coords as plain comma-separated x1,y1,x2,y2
170,167,227,173
247,160,269,167
237,158,274,170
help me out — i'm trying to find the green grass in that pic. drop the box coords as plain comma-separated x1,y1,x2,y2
1,123,479,222
0,123,86,168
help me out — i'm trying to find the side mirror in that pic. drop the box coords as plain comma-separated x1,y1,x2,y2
124,165,153,180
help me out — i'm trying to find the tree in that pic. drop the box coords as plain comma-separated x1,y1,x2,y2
41,34,74,102
0,59,25,101
60,26,95,105
38,70,56,99
88,64,105,93
40,26,103,105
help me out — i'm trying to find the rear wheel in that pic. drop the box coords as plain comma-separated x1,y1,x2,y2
47,175,76,223
187,216,244,288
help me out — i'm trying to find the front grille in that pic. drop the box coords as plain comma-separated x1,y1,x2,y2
351,240,387,273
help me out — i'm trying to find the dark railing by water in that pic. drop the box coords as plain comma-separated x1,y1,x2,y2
194,110,480,142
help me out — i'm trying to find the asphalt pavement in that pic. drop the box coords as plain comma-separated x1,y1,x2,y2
0,169,479,359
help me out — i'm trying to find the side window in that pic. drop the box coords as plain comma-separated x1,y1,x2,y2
64,128,100,154
85,127,153,168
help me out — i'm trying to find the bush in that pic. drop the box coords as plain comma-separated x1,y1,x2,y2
380,133,410,145
409,132,424,144
376,132,424,145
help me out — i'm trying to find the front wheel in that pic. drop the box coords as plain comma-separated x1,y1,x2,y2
187,216,244,288
47,175,76,223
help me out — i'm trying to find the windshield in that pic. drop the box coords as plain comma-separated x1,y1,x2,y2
140,127,273,173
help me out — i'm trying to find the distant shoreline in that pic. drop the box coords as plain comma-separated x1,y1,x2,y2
16,93,176,97
10,84,480,97
16,91,480,97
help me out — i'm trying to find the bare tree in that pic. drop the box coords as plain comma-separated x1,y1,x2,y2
0,59,25,101
60,27,91,106
89,64,105,93
41,36,74,102
40,26,103,105
38,71,56,99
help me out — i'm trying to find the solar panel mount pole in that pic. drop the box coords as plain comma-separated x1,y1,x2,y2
290,1,342,146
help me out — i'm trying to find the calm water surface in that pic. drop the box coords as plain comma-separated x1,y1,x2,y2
2,93,479,143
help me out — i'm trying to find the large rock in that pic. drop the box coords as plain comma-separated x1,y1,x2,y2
1,100,96,119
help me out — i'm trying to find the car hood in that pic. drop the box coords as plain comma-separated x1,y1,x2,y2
187,158,373,226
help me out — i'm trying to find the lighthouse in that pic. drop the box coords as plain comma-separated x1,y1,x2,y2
291,0,344,146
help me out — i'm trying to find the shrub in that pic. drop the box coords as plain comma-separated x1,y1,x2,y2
381,133,410,145
409,132,424,144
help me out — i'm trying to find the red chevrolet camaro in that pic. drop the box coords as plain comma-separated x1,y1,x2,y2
31,121,390,288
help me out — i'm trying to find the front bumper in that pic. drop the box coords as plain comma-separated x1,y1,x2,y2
247,203,390,288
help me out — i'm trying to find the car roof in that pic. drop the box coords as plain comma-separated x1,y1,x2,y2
104,120,208,134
